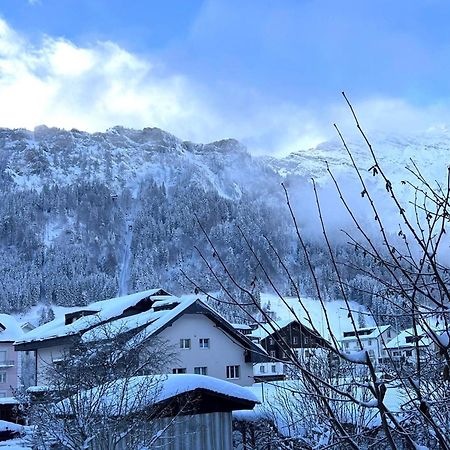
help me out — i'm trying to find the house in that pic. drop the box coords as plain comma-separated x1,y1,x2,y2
0,314,28,398
54,374,259,450
340,325,395,366
248,319,330,381
14,289,266,387
384,325,447,367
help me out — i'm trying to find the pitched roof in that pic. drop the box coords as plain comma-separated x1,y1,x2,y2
14,289,170,349
15,290,267,361
341,325,391,341
81,295,267,362
385,325,446,350
0,314,25,342
249,319,318,341
57,374,259,417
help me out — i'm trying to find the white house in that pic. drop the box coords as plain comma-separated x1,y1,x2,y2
14,289,266,387
384,325,447,367
340,325,396,366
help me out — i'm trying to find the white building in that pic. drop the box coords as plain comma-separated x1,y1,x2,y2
340,325,395,366
15,289,266,387
384,325,446,366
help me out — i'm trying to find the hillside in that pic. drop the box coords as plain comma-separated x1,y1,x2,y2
0,126,447,321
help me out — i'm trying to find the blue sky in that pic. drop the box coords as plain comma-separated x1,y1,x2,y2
1,0,450,154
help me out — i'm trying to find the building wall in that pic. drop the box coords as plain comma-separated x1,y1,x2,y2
0,342,19,397
113,412,233,450
159,314,254,386
35,344,69,385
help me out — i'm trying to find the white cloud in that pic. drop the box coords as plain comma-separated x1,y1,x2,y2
1,18,450,155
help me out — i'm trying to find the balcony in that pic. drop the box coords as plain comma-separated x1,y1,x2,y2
0,360,15,368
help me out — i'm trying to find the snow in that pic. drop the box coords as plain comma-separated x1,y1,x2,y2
0,421,22,433
341,325,391,341
58,374,258,416
15,289,168,345
81,295,196,343
340,350,368,364
258,294,375,340
0,315,25,342
385,325,446,349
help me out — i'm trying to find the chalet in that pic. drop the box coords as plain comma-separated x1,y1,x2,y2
14,289,266,387
249,319,330,381
340,325,395,366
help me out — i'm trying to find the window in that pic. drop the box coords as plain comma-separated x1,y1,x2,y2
293,336,298,345
0,392,6,398
199,338,210,349
368,339,372,346
271,364,277,373
0,372,6,383
387,330,391,338
344,342,349,349
405,350,413,357
226,365,240,379
0,351,6,362
194,366,208,375
180,339,191,349
172,368,186,374
259,365,266,373
270,350,276,358
269,338,274,345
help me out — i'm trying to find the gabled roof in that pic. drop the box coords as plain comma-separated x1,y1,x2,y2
81,295,267,362
0,314,25,342
14,289,171,350
385,325,446,350
15,290,266,362
249,318,320,342
57,374,259,417
341,325,391,341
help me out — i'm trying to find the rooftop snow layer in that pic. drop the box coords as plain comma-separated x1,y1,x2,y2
80,294,194,343
57,374,258,416
14,289,167,345
341,325,391,341
0,314,25,342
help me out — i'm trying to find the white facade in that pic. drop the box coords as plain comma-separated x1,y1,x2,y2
159,314,254,386
341,326,396,366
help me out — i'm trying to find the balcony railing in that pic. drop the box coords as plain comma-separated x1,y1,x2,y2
0,360,15,367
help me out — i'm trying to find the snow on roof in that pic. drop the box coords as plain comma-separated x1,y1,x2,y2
0,314,25,342
57,374,258,416
15,289,168,346
259,294,376,340
249,319,301,340
81,295,197,344
385,325,446,350
341,325,391,341
0,420,23,432
231,323,252,330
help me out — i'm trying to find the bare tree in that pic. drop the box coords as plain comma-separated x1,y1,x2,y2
28,321,179,450
185,93,450,449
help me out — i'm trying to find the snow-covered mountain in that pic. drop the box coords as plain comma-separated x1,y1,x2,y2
0,125,448,317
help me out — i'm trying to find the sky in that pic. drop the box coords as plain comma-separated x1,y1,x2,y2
1,0,450,155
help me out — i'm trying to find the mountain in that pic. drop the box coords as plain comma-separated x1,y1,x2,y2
0,125,447,322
